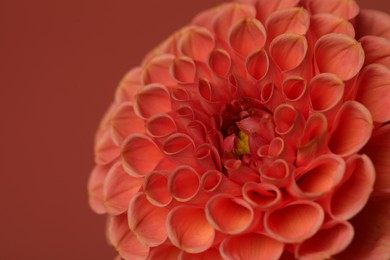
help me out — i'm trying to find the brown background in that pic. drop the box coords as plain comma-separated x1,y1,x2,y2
0,0,389,259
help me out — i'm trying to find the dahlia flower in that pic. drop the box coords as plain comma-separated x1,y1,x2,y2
88,0,390,259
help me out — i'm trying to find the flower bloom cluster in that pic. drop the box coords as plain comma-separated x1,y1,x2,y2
88,0,390,259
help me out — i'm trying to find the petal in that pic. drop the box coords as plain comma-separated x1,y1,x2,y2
196,144,222,172
314,33,364,81
362,124,390,193
169,166,201,202
147,245,181,260
200,170,242,196
242,182,282,209
115,67,143,103
328,154,375,220
228,18,267,57
250,0,300,23
245,49,269,81
206,194,255,234
145,114,177,140
282,76,307,102
270,33,307,72
360,35,390,68
103,161,143,215
178,26,215,62
335,195,390,259
208,48,232,78
141,54,176,86
94,129,120,165
162,133,197,167
305,0,359,20
134,83,172,119
220,233,284,260
128,193,169,246
310,14,355,39
87,164,110,214
259,159,291,187
355,9,390,40
328,101,373,157
179,248,222,260
264,200,324,243
110,102,145,145
296,220,354,259
121,134,163,177
144,171,172,207
273,103,305,143
356,64,390,123
265,7,310,40
167,206,215,253
224,159,260,184
170,56,196,85
107,214,149,260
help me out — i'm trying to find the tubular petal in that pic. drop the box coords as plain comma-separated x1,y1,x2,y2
200,170,242,196
121,134,163,177
310,14,355,39
162,133,197,166
270,33,308,71
245,49,269,81
314,33,364,81
360,36,390,68
141,54,176,86
273,104,304,143
224,159,260,184
264,201,324,243
362,124,390,193
208,48,232,78
169,166,201,202
170,56,197,84
328,154,375,220
110,103,145,145
228,18,267,57
178,26,215,62
206,194,254,234
355,9,390,40
107,214,150,260
134,83,172,119
282,76,307,102
144,171,172,207
179,248,222,260
196,144,222,172
145,114,177,140
220,233,284,260
88,164,110,214
115,67,143,103
103,162,143,215
242,182,282,209
328,101,373,157
260,159,291,187
167,206,215,253
309,73,344,112
305,0,359,20
356,64,390,123
296,221,354,259
147,245,181,260
128,193,169,246
265,7,310,40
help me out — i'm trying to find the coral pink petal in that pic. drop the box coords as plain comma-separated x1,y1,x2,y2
128,193,169,246
180,248,222,260
228,17,267,57
270,33,307,71
265,7,310,40
310,14,355,39
145,114,177,140
94,129,120,165
115,67,143,103
147,245,181,260
360,35,390,68
245,49,269,80
144,171,172,207
335,195,390,259
170,56,196,84
103,162,143,215
282,76,306,102
328,101,373,157
305,0,359,20
355,9,390,40
206,194,254,234
273,104,304,143
248,0,300,23
220,233,284,260
329,154,375,220
134,83,171,119
296,220,354,259
314,33,364,81
107,214,149,260
162,133,197,166
362,124,390,193
260,159,291,187
141,54,176,86
196,144,222,172
88,164,110,214
264,200,324,243
121,134,163,177
110,103,145,145
242,182,282,209
169,166,200,202
289,154,345,199
200,170,242,196
309,73,344,112
224,159,260,184
356,64,390,123
208,48,232,78
167,206,215,253
178,26,215,62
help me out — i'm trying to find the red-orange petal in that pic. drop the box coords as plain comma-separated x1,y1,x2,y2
242,182,282,209
134,83,172,119
94,129,120,165
141,54,176,86
179,248,222,260
115,67,143,103
178,26,215,62
147,245,181,260
145,114,177,140
309,73,344,112
87,164,110,214
305,0,359,20
144,171,172,207
310,13,355,39
355,9,390,40
208,48,232,78
169,166,201,202
245,48,269,81
360,35,390,68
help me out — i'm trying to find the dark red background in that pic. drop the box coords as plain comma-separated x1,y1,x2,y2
1,0,389,259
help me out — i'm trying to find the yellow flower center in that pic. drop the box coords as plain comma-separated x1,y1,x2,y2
235,131,250,156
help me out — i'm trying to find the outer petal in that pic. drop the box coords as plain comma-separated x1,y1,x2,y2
360,35,390,68
145,114,177,141
143,171,172,207
179,248,222,260
242,182,282,209
168,166,201,203
305,0,359,20
94,129,120,165
220,233,284,260
115,67,143,103
147,245,181,260
178,26,215,62
355,9,390,40
167,206,215,254
356,64,390,123
134,83,172,119
314,33,364,81
208,48,232,78
310,14,355,39
245,49,269,81
141,54,176,86
87,164,110,214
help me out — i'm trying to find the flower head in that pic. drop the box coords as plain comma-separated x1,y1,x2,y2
88,0,390,259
